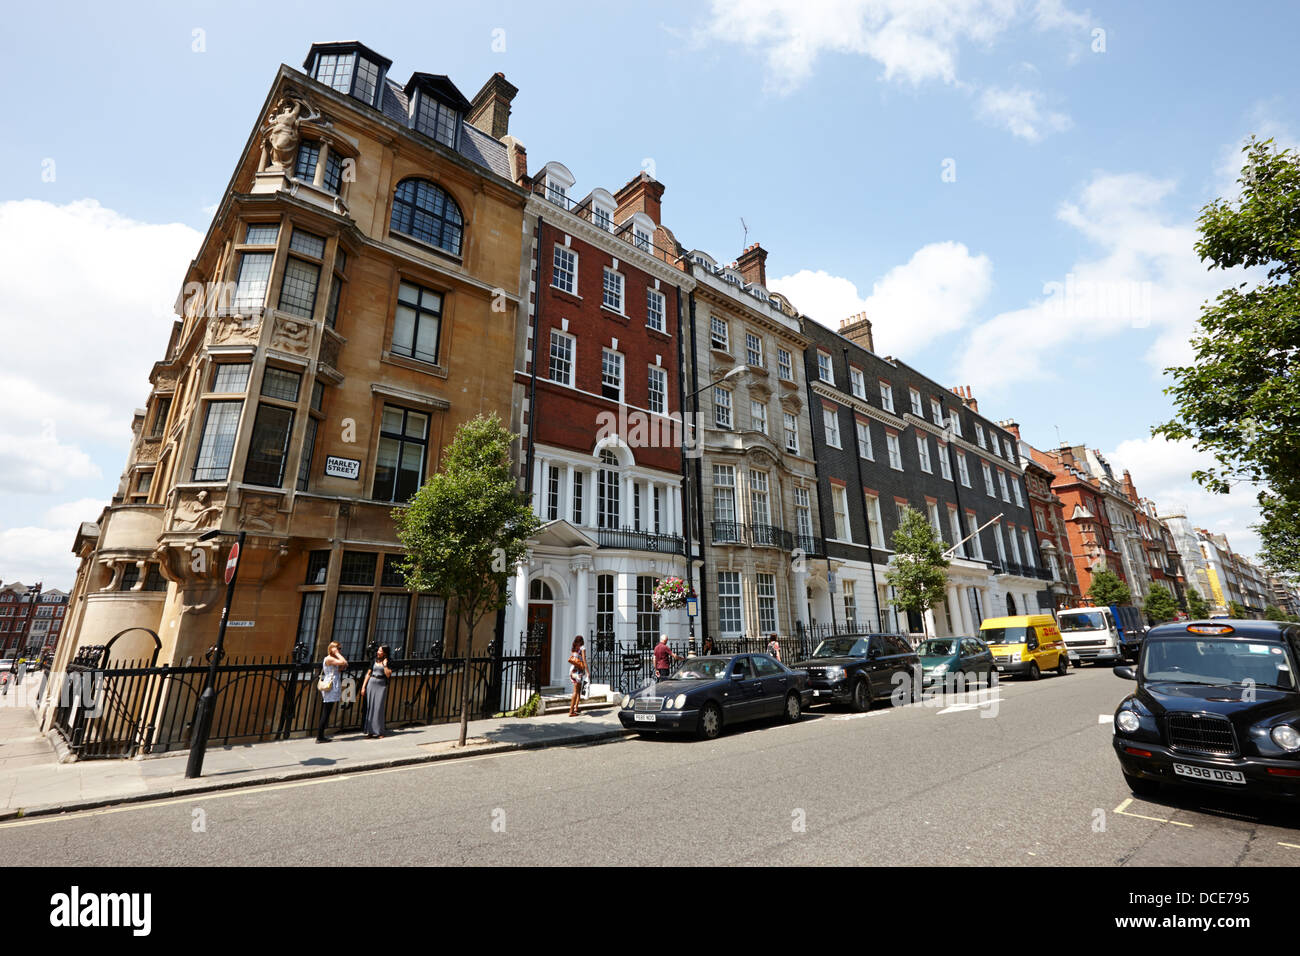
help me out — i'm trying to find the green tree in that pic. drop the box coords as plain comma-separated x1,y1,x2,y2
883,506,950,638
1154,138,1300,574
1264,604,1288,621
1185,588,1211,619
1228,600,1248,619
1144,585,1179,624
394,413,540,746
1087,569,1131,606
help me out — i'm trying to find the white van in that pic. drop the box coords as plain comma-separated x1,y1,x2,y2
1056,606,1124,664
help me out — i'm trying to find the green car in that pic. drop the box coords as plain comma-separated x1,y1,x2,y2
917,637,996,688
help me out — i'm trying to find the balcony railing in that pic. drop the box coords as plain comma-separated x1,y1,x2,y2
596,527,686,555
711,520,748,545
793,534,825,557
750,523,793,549
532,183,676,260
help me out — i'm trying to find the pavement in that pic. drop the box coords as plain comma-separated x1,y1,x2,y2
0,694,627,822
4,665,1298,866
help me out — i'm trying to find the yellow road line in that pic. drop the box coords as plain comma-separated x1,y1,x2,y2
1113,797,1194,827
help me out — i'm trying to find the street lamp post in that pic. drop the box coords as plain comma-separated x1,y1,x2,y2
679,365,747,652
185,528,246,779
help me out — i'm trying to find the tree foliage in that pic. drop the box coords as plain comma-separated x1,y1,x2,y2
1264,604,1288,622
1154,138,1300,573
1087,568,1131,607
1144,585,1179,624
393,414,540,745
883,506,950,636
1185,588,1211,619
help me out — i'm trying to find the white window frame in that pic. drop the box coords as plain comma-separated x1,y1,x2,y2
832,485,850,540
856,420,873,460
909,387,922,416
601,348,624,403
817,351,834,384
714,386,733,429
777,348,793,381
552,245,576,295
648,365,667,415
850,367,865,398
886,432,903,471
823,407,841,448
750,399,768,434
783,412,800,454
957,451,971,487
982,461,996,498
745,331,764,368
710,315,729,352
602,267,624,314
916,434,932,473
646,288,666,332
549,330,574,386
879,381,895,413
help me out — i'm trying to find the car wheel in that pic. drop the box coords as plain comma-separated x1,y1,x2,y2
1123,771,1160,797
697,702,723,741
850,679,871,712
1025,662,1041,681
784,692,802,723
1056,654,1068,676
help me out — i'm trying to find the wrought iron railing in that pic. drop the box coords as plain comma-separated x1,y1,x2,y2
49,645,541,759
750,523,793,549
531,183,678,260
597,527,686,555
711,520,748,544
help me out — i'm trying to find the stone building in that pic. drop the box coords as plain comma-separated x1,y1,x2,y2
50,41,530,679
681,244,821,641
1006,429,1081,610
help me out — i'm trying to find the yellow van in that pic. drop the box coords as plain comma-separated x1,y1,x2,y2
979,614,1068,680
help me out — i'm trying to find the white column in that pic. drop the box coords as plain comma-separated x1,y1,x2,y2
510,560,530,654
573,558,591,642
563,465,576,524
532,456,546,516
793,567,808,628
617,571,636,645
957,586,975,634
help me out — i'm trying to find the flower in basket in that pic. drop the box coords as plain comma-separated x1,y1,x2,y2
652,576,695,611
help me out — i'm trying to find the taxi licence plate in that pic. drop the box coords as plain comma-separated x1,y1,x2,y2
1173,763,1245,785
634,713,656,723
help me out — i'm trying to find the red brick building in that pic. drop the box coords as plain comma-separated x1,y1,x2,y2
0,583,65,656
1030,446,1130,601
1005,430,1082,609
505,164,696,685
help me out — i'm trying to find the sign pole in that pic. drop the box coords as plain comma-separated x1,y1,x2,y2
185,530,245,779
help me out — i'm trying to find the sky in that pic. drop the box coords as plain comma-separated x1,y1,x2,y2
1,0,1296,588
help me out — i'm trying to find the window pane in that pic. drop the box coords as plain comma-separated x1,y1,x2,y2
339,551,377,587
295,142,321,182
414,595,446,654
278,258,321,317
245,223,279,246
212,363,251,393
396,440,424,500
234,253,273,311
390,179,463,256
381,553,406,588
331,593,370,660
375,594,410,655
373,436,401,501
289,230,326,259
405,411,428,439
305,550,330,585
297,415,318,491
261,367,302,402
296,592,323,650
242,403,294,487
193,400,243,481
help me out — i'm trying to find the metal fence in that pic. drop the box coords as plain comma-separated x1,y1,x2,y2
49,645,541,760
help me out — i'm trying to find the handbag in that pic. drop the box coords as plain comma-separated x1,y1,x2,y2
317,668,335,693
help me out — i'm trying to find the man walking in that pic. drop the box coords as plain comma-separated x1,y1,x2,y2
653,635,679,681
766,633,782,663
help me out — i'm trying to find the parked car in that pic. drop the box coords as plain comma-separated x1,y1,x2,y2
617,653,811,740
791,634,921,711
0,659,14,673
1112,619,1300,800
917,637,995,687
980,614,1068,680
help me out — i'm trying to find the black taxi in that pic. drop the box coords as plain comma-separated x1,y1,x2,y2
1112,620,1300,799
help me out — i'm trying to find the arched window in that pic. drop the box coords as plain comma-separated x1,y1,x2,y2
529,579,554,601
1006,594,1017,616
597,450,620,530
389,178,464,256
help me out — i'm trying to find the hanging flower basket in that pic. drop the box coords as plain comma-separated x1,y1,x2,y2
652,577,695,611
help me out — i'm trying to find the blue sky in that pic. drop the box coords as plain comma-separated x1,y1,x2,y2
1,0,1295,587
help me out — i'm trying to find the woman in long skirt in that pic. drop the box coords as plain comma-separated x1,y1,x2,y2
361,645,392,738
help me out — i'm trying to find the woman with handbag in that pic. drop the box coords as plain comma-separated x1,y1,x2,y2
315,642,348,743
567,636,586,717
361,645,393,738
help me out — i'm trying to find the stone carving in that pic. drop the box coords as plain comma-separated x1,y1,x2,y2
171,489,224,532
264,97,304,169
137,438,162,463
209,313,261,346
240,494,280,533
271,315,313,354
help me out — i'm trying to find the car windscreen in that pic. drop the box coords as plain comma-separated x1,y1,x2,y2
980,627,1031,645
917,640,957,657
1058,612,1106,632
812,638,869,658
1141,638,1296,689
668,658,729,680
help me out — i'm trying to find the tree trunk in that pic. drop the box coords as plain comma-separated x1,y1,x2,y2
457,602,473,747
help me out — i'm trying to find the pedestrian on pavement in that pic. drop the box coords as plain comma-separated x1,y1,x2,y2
315,641,347,743
701,636,716,656
567,635,586,717
360,645,392,739
653,634,679,681
767,633,782,663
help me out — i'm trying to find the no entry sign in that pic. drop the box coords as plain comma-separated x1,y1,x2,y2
225,542,240,584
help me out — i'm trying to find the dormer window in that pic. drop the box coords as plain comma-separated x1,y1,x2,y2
306,44,390,108
413,93,460,149
594,207,612,231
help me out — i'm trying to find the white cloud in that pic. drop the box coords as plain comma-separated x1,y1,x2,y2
977,85,1071,141
953,171,1237,395
0,498,105,588
698,0,1088,95
0,421,101,494
771,240,993,354
1104,436,1265,560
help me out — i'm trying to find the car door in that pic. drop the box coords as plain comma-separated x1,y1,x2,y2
866,636,891,699
752,653,790,718
885,635,917,699
966,639,993,679
726,656,763,723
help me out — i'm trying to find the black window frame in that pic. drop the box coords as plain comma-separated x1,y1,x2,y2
389,178,464,257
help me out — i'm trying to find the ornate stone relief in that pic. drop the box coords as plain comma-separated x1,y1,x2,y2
270,315,313,354
168,489,225,532
239,493,282,533
208,313,262,346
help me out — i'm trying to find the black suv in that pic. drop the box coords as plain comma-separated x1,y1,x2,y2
1112,620,1300,799
793,634,921,711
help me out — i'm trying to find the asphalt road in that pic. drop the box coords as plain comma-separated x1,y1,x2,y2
3,665,1298,865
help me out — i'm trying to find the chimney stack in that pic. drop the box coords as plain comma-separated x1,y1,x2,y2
839,312,875,353
501,136,527,186
468,72,519,140
735,243,768,288
1003,421,1021,440
614,171,665,226
949,385,978,413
